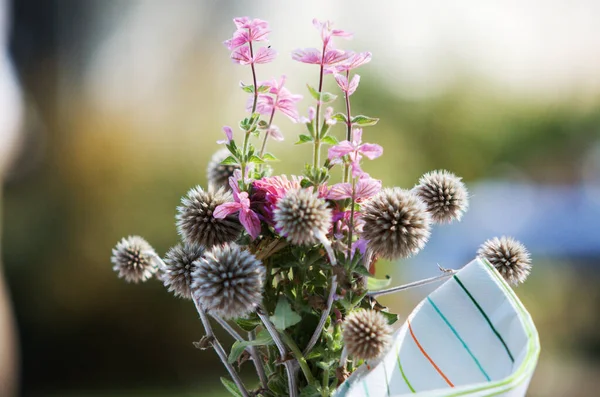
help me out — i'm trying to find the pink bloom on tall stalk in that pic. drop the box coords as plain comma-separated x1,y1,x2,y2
253,76,303,122
292,47,350,67
214,171,261,239
333,74,360,96
224,17,270,50
328,129,383,177
312,18,352,49
300,106,336,125
328,51,372,73
327,176,382,201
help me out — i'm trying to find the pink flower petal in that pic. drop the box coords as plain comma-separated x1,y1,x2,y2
291,48,322,64
231,46,252,65
359,143,383,160
217,126,234,144
267,126,284,141
240,208,262,239
213,202,241,219
254,47,277,64
347,75,360,96
333,73,349,92
354,178,382,200
328,141,354,160
323,49,351,66
352,128,363,145
327,183,353,200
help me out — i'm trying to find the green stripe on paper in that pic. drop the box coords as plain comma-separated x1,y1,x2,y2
453,275,515,363
396,343,416,393
427,297,491,382
382,360,391,396
362,379,370,397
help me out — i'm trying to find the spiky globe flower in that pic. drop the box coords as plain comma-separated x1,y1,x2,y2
207,148,239,190
478,236,531,286
273,189,332,246
161,243,205,299
111,236,157,283
361,188,431,260
191,244,265,319
343,309,392,361
176,186,242,248
414,170,469,223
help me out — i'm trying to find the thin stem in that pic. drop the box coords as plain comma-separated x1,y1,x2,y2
312,44,326,170
248,330,269,390
280,332,316,384
303,275,338,356
366,271,456,297
241,40,260,188
257,308,298,397
259,106,276,157
192,297,250,397
211,315,268,391
343,70,352,183
249,41,259,115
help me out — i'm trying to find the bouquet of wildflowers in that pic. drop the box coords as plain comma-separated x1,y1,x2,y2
111,17,533,397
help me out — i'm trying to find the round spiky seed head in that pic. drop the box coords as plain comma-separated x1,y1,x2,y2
111,236,157,283
207,148,239,190
273,189,332,246
343,309,392,361
176,186,242,248
160,243,205,299
191,244,265,319
361,188,431,260
414,170,469,223
478,236,531,286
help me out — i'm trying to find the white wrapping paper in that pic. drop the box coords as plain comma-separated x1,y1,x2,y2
335,257,540,397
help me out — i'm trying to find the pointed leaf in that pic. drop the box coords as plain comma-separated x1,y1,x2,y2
269,298,302,331
366,275,392,290
220,377,243,397
319,91,338,103
321,136,339,146
351,115,379,126
262,152,278,161
228,329,274,363
332,113,348,123
307,84,321,101
248,155,265,164
295,134,314,144
220,156,239,166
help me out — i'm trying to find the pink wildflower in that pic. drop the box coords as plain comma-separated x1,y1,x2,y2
328,129,383,177
216,126,234,144
327,177,382,201
333,74,360,96
292,47,350,67
214,171,261,239
224,17,270,50
253,76,303,122
328,51,372,73
266,125,284,141
312,18,353,49
231,45,277,65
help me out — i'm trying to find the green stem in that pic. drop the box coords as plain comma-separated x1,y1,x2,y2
321,368,330,397
281,332,316,384
241,40,260,189
259,106,276,157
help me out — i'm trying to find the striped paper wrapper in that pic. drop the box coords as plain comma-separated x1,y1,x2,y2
334,257,540,397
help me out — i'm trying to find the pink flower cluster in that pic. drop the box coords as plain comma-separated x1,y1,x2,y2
252,76,303,123
225,17,276,65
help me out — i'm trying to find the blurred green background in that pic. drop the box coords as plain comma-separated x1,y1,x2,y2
3,1,600,396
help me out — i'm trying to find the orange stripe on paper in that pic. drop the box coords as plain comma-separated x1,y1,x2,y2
407,319,454,388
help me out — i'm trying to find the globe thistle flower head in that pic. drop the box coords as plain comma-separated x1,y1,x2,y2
273,188,332,246
361,188,431,260
111,236,157,283
176,186,242,248
161,243,205,299
206,148,240,191
478,236,531,286
414,170,469,224
192,244,265,319
343,309,392,361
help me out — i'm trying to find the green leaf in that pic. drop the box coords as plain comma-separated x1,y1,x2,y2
351,115,379,126
380,311,399,325
239,82,254,93
235,317,260,332
307,84,321,101
257,84,271,93
306,84,337,103
299,384,321,397
220,377,243,397
320,136,339,146
332,113,348,123
268,378,287,395
295,134,314,144
228,330,273,363
262,152,278,161
319,91,338,103
220,156,239,166
248,155,265,164
269,298,302,331
366,275,392,290
352,265,372,277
